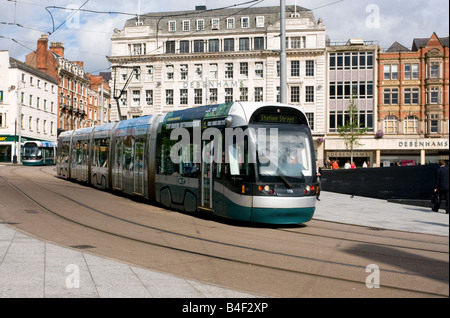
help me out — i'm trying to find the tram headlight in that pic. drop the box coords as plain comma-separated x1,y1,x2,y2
305,185,311,192
264,185,270,192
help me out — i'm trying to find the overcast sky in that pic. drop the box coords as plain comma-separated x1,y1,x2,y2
1,0,448,74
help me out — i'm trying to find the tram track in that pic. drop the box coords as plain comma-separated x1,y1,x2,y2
36,166,450,255
1,165,448,297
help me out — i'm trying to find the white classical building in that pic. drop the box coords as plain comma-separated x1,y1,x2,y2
108,5,327,144
0,51,58,163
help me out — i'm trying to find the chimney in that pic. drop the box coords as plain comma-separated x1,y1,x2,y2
50,42,64,57
36,34,48,72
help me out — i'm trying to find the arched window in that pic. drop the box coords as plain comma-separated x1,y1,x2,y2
383,115,398,134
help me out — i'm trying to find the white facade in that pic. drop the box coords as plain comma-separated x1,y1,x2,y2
108,5,326,135
0,51,58,163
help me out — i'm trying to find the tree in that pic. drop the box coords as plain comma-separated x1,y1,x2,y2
337,96,367,164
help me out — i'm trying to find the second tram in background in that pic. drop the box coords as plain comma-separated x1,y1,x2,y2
22,141,57,166
57,102,318,224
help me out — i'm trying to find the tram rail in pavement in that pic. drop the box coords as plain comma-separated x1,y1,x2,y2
0,188,448,298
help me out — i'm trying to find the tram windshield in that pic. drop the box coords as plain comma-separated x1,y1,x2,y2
23,144,40,158
253,125,313,184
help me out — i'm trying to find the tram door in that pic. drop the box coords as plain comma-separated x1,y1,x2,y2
200,141,214,210
134,137,144,195
81,141,89,181
113,139,123,189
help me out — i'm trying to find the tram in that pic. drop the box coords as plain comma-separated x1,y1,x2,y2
57,102,317,224
22,141,57,166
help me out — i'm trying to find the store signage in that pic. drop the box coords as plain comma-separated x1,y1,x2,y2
398,139,448,149
182,80,243,89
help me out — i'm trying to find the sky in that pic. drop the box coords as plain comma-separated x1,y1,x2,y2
1,0,448,74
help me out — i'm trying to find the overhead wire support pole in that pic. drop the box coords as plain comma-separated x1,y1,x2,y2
280,0,287,104
112,66,140,121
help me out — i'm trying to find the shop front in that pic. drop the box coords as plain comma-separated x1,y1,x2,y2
324,136,449,168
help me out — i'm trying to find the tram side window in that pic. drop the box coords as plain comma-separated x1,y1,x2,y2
226,137,254,181
157,126,200,177
93,138,109,168
123,135,133,171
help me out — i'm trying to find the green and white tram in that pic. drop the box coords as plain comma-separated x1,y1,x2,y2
57,102,317,224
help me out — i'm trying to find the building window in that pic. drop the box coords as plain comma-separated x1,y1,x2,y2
383,116,398,134
0,113,5,128
241,17,249,28
239,38,249,51
290,86,300,103
428,62,439,78
428,114,440,133
182,20,190,31
290,36,306,49
255,62,263,78
120,91,127,106
227,18,235,29
168,21,176,32
240,62,248,78
254,87,263,102
404,88,419,104
180,89,188,105
166,65,174,80
256,16,264,28
209,88,218,103
427,87,440,104
166,90,173,105
254,37,264,50
306,113,314,131
404,63,419,79
383,88,398,105
224,38,234,52
240,87,248,101
225,88,233,103
225,63,234,79
291,61,300,77
209,39,219,52
194,89,202,104
145,90,153,106
305,86,314,103
209,63,218,80
145,66,154,81
305,60,314,77
384,64,398,80
180,40,190,53
194,64,202,80
180,64,188,80
194,40,205,53
132,90,140,106
196,19,204,31
211,18,220,30
404,116,418,134
165,41,175,54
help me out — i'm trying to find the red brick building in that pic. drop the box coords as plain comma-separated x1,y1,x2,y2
376,33,449,165
25,34,111,133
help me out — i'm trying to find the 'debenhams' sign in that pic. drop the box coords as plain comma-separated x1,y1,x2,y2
398,139,448,149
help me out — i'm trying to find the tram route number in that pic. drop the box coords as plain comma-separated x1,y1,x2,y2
182,302,268,315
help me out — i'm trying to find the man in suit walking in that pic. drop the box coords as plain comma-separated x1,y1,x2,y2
433,160,449,214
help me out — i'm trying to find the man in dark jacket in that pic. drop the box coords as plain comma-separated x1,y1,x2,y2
432,160,449,214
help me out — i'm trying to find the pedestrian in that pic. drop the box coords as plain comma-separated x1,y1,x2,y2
432,160,449,214
362,161,368,168
316,161,322,201
332,160,339,170
351,162,356,169
344,160,351,169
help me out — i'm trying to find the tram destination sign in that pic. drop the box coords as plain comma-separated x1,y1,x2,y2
257,113,299,124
